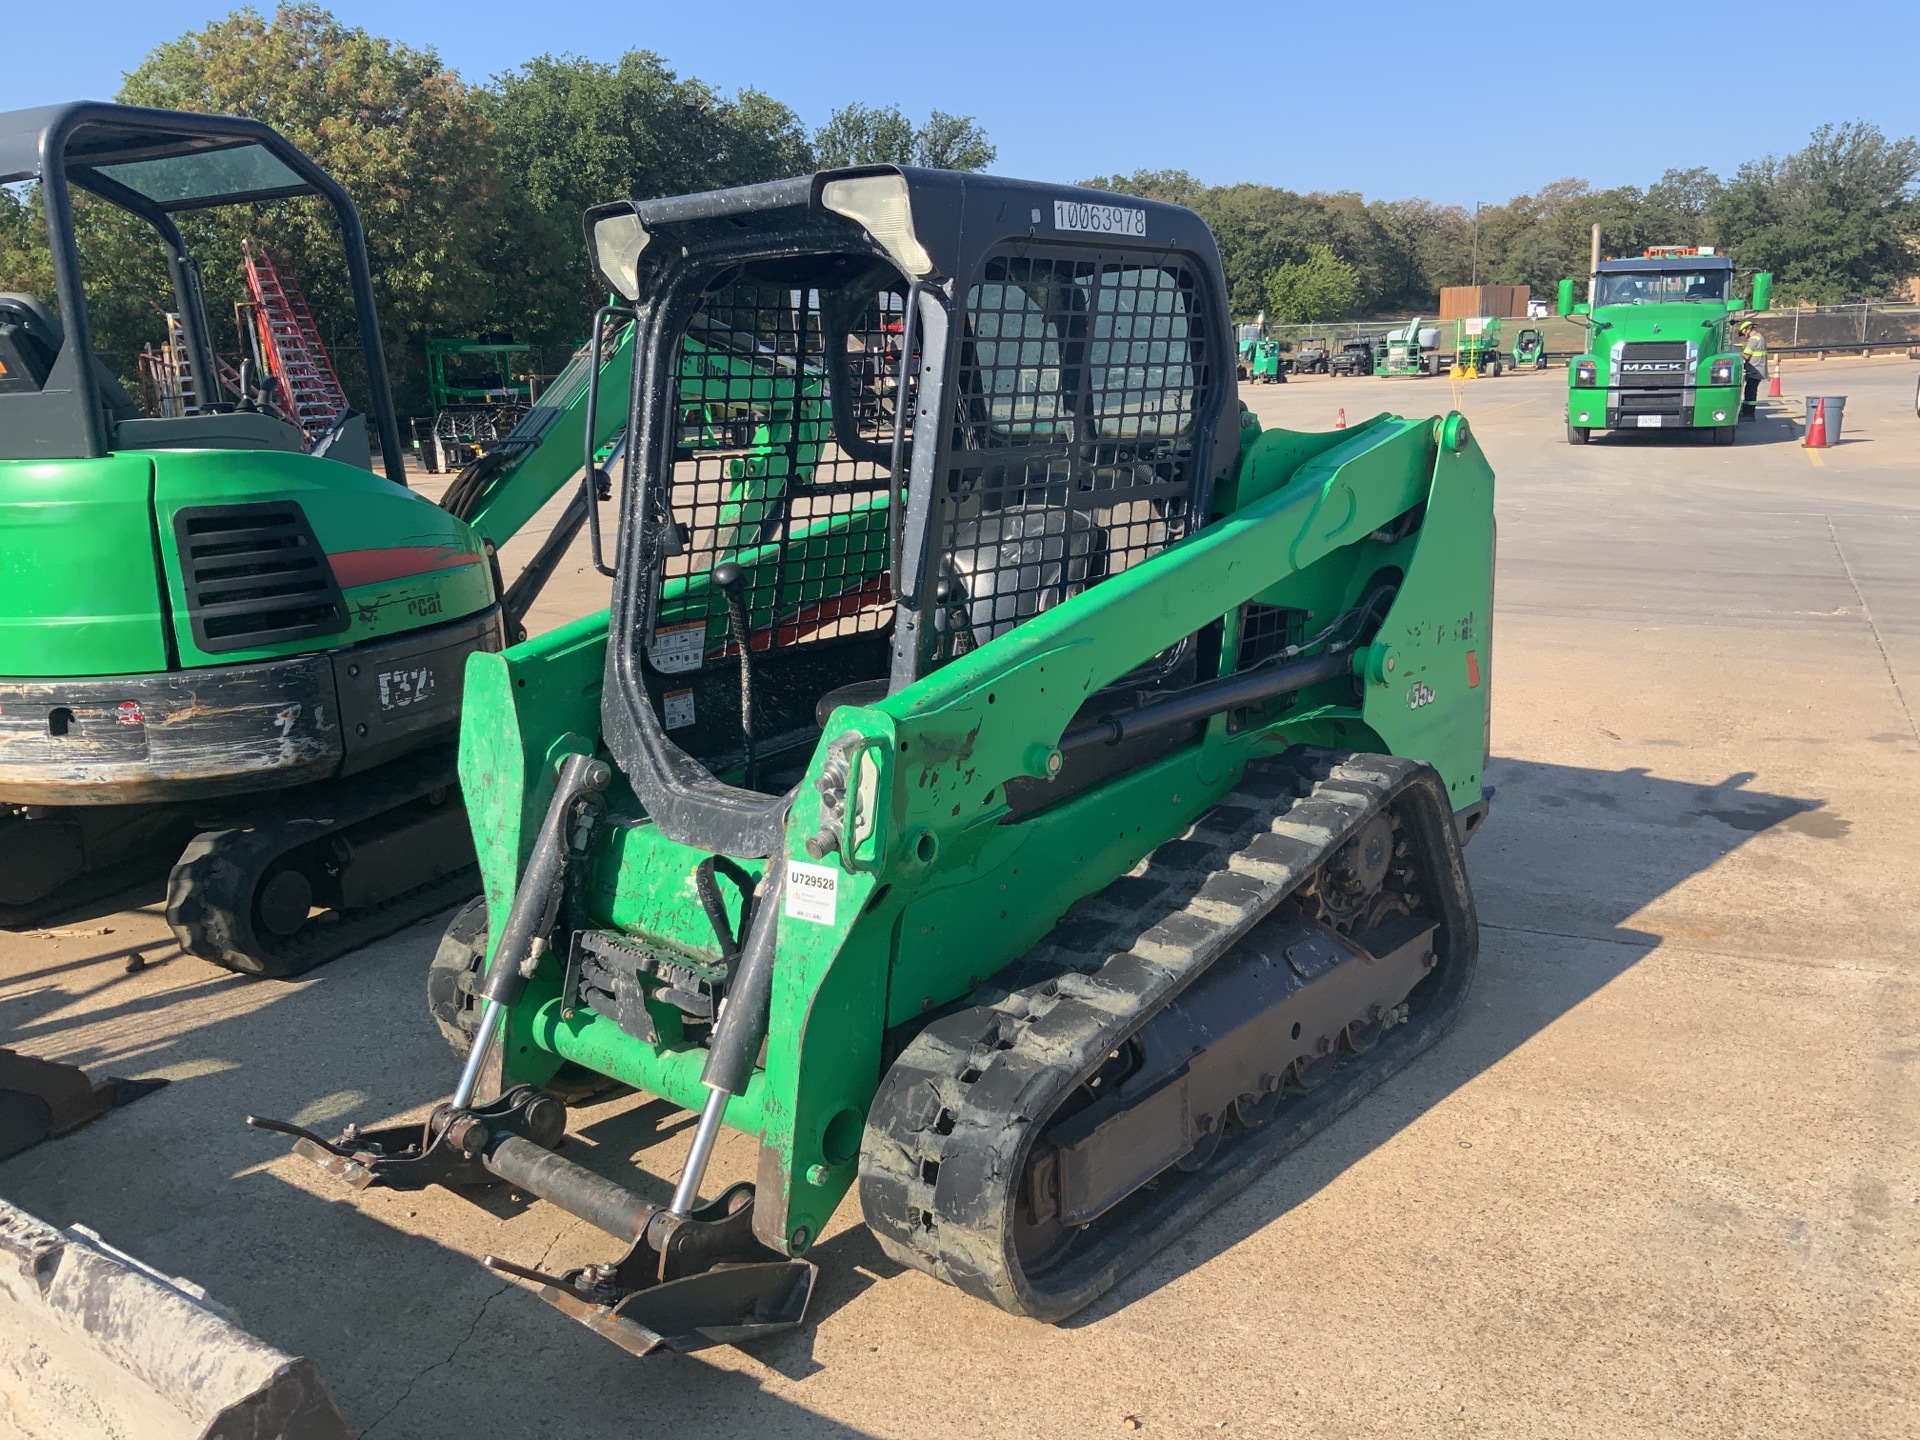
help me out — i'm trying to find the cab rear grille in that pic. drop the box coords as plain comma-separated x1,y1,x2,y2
173,502,349,653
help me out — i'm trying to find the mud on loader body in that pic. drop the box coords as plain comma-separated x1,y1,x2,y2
268,168,1495,1352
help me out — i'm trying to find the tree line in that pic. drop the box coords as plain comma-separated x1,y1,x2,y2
3,3,1915,411
0,5,994,411
1086,128,1920,325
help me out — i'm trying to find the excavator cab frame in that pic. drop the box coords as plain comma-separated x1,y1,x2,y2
0,101,403,481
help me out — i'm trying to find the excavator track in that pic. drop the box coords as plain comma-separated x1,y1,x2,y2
167,747,479,979
860,749,1480,1321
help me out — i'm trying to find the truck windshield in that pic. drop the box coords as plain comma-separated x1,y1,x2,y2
1595,270,1727,305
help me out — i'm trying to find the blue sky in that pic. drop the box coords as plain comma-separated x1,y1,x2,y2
17,0,1920,206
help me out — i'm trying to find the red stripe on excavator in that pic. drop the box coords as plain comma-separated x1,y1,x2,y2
329,547,484,589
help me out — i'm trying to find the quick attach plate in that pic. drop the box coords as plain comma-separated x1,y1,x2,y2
247,1086,567,1191
484,1182,816,1356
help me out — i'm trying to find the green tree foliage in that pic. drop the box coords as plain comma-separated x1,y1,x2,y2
31,1,1916,421
117,4,499,408
1709,123,1920,302
814,103,916,168
813,104,995,171
1263,244,1359,324
0,185,55,306
482,51,812,338
911,112,996,171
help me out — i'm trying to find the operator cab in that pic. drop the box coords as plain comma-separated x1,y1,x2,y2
584,170,1234,856
0,102,404,481
1591,254,1733,307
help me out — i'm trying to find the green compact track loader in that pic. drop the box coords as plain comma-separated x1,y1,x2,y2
0,103,636,975
264,169,1496,1353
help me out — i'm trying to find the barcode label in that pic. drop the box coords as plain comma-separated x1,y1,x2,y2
784,861,839,925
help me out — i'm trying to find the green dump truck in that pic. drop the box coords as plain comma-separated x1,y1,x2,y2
1559,248,1771,445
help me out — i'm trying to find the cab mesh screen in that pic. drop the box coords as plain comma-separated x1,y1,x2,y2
929,250,1211,671
647,272,914,669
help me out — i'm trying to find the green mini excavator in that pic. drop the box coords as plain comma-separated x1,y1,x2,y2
0,102,644,975
263,169,1497,1353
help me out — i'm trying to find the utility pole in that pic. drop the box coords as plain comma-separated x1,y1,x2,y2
1470,201,1485,287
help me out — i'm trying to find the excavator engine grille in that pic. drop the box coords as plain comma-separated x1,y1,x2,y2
172,502,348,653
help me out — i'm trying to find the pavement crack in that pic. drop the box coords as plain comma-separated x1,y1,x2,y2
359,1278,513,1437
1827,513,1920,746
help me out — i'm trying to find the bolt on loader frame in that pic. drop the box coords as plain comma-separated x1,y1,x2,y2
270,167,1495,1354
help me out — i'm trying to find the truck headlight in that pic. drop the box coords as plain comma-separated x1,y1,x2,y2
1709,358,1735,385
1575,360,1597,386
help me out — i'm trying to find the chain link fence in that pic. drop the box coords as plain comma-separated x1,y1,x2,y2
1752,303,1920,354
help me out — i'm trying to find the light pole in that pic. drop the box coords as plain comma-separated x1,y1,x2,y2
1470,200,1485,288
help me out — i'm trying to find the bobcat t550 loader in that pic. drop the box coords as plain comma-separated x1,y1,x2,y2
264,168,1496,1354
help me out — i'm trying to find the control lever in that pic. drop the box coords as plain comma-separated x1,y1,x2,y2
711,562,757,791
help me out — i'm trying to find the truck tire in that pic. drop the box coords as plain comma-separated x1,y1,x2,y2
1713,424,1737,446
1567,423,1590,445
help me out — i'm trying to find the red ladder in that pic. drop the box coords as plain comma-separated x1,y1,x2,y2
241,240,348,444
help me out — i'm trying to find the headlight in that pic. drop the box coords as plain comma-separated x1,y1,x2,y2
587,209,650,301
1709,359,1735,385
820,173,935,278
1575,361,1597,386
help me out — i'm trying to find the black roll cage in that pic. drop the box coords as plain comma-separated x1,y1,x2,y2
589,169,1235,859
0,101,405,483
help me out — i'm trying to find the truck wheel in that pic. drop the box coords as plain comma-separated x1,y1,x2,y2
1713,424,1737,446
1567,423,1590,445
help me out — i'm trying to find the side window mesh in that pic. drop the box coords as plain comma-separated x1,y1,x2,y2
649,273,913,668
929,249,1211,673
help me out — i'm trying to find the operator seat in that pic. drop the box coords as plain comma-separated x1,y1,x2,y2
0,291,140,422
0,293,61,393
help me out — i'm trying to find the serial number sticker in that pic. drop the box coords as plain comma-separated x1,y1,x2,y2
784,861,839,926
1053,200,1146,237
662,688,696,730
1635,416,1663,428
649,622,706,674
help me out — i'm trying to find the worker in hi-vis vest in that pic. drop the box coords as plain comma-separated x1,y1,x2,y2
1739,320,1768,417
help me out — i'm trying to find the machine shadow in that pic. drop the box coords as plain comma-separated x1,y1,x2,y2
1,757,1834,1382
1061,754,1827,1325
0,916,885,1438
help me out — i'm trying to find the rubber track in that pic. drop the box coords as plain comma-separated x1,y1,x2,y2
859,749,1479,1321
167,747,478,979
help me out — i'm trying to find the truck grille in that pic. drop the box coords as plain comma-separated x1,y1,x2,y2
1615,389,1687,417
1620,341,1688,362
172,502,349,653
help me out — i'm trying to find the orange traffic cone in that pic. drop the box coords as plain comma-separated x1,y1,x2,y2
1334,408,1347,430
1804,397,1828,449
1767,360,1781,398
